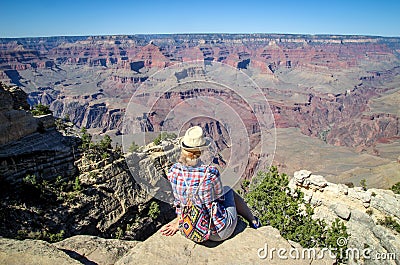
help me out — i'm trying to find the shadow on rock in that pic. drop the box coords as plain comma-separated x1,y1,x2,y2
200,218,247,248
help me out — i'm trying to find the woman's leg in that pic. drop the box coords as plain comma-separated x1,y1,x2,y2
232,190,259,225
209,187,238,241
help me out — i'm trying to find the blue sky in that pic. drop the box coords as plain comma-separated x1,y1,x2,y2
0,0,399,37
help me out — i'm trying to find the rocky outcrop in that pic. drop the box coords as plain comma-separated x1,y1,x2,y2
0,129,79,183
0,82,39,145
289,170,400,264
0,80,175,242
0,222,335,265
0,237,82,265
0,129,177,242
115,221,334,265
35,96,125,132
3,85,30,110
54,235,138,265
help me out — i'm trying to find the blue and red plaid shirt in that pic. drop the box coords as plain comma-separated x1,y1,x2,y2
167,162,227,233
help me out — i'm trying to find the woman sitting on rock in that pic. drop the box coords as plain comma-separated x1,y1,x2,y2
161,126,261,242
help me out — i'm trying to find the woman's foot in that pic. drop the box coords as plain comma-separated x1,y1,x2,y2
250,216,262,229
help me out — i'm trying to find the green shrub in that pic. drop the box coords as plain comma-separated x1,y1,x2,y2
153,134,163,145
390,182,400,194
80,128,92,149
101,152,109,160
48,230,65,243
22,173,83,202
73,176,82,192
153,132,177,145
31,103,52,116
64,114,70,122
378,216,400,233
115,227,124,239
22,174,45,199
129,141,140,152
55,118,66,131
98,135,112,150
79,129,115,162
324,218,349,260
148,201,160,220
17,229,64,243
242,179,250,189
17,229,28,240
23,174,38,186
360,179,367,191
245,167,348,262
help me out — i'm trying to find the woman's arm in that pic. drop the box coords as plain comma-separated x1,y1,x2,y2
160,218,180,236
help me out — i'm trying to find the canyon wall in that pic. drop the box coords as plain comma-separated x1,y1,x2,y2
1,34,399,172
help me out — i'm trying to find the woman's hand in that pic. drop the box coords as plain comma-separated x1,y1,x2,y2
160,219,180,236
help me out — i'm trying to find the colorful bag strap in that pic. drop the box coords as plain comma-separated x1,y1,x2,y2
179,164,217,232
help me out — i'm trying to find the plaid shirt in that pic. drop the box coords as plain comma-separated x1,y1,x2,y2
167,162,227,233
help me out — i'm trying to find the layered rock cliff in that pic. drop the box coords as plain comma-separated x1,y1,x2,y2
0,82,176,242
0,82,78,183
1,34,399,72
0,135,176,242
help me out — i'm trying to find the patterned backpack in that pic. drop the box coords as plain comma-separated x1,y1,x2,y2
178,167,215,243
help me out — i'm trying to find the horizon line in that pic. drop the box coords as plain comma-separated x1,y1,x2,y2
1,32,400,39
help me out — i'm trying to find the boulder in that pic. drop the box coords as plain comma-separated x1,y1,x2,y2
293,170,312,185
307,174,328,190
36,113,56,129
330,203,351,220
292,170,328,191
369,189,400,217
0,83,39,145
5,85,30,110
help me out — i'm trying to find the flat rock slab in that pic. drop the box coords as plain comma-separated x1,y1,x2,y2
0,238,81,265
0,224,337,265
54,235,138,265
116,221,335,265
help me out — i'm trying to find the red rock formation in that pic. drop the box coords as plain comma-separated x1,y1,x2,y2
0,34,399,151
2,35,396,73
134,43,169,68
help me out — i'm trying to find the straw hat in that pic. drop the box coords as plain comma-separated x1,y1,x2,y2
179,126,210,151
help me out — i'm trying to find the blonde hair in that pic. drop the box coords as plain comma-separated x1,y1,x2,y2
178,149,202,167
